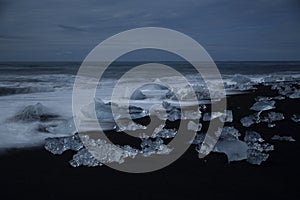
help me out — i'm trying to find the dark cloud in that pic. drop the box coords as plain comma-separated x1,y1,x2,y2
0,0,299,61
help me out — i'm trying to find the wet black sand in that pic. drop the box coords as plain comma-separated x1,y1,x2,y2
1,85,300,199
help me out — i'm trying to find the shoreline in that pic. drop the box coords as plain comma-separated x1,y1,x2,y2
1,85,300,199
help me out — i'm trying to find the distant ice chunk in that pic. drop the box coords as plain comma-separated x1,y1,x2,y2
250,100,275,111
44,134,83,155
230,74,256,91
11,103,59,122
271,135,296,142
291,114,300,122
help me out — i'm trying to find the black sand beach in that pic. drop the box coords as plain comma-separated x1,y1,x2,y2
1,85,300,199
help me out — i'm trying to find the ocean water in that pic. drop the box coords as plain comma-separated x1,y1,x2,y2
0,61,299,149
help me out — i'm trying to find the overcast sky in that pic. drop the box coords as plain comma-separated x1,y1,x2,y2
0,0,299,61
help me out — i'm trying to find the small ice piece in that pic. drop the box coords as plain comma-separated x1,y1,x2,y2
203,110,233,122
223,110,233,122
246,150,269,165
291,114,300,122
191,133,205,144
265,112,284,122
187,121,202,132
141,138,172,156
43,118,76,135
240,112,261,127
11,103,59,122
115,121,146,132
231,74,255,91
80,135,137,164
167,107,181,121
203,112,223,121
213,140,249,162
250,100,275,111
244,130,264,143
245,136,274,165
152,126,177,139
45,134,84,155
219,126,241,141
271,135,296,142
288,89,300,99
69,148,102,167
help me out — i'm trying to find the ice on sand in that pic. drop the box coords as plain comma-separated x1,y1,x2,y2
291,114,300,122
271,135,296,142
44,134,83,155
202,110,233,122
250,100,275,111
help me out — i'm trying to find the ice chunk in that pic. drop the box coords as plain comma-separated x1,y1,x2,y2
187,121,202,132
202,110,233,122
271,135,296,142
191,133,205,144
262,112,284,123
42,118,76,135
244,133,274,165
115,121,146,132
240,112,261,127
44,134,83,155
152,125,177,138
141,138,172,156
10,103,59,122
219,126,241,141
203,112,223,121
69,148,102,167
240,111,283,127
288,89,300,99
213,140,249,162
250,100,275,111
244,130,264,143
291,114,300,122
131,83,170,100
79,135,138,164
246,150,269,165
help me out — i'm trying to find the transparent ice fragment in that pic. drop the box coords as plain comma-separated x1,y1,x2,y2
240,112,261,127
80,135,137,164
271,135,296,142
219,126,241,141
69,148,102,167
187,121,202,132
213,140,249,162
191,133,206,144
203,110,233,122
43,118,76,135
141,138,172,156
45,134,83,155
152,125,177,138
291,114,300,122
244,130,264,143
250,100,275,111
